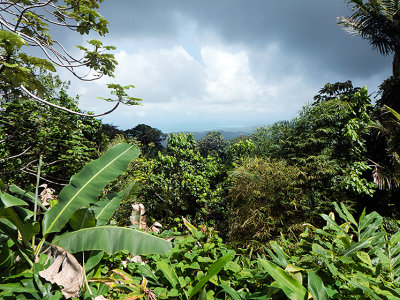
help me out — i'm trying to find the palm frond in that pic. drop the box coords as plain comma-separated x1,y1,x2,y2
338,0,400,56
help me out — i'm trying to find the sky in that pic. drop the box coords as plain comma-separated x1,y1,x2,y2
61,0,392,132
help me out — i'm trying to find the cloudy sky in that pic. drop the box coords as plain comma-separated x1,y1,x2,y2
62,0,392,132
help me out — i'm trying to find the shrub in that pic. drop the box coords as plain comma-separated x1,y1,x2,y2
228,157,311,246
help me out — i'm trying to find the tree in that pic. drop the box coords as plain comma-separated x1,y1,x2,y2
196,131,229,159
251,81,376,218
228,157,309,246
124,124,167,156
0,73,104,188
370,106,400,189
137,133,226,229
338,0,400,77
0,0,141,115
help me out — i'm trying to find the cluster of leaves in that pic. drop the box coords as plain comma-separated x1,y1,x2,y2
95,219,269,299
0,73,104,187
136,133,227,229
84,202,400,300
259,202,400,299
254,83,375,198
0,144,172,299
228,157,311,246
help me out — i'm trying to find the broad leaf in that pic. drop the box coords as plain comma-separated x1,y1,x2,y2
9,185,47,211
83,250,104,273
69,208,96,230
346,278,383,300
220,283,245,300
308,271,328,300
339,238,372,257
0,283,37,293
0,191,28,208
156,261,179,290
42,143,140,235
189,254,233,299
91,191,124,226
0,207,39,245
258,259,307,300
51,226,172,255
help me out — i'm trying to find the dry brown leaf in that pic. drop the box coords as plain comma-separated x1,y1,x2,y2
39,184,57,207
130,203,147,229
149,221,162,234
39,245,83,299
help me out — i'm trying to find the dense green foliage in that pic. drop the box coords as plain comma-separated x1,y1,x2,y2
137,133,226,229
2,0,400,298
125,124,167,157
0,144,172,299
0,74,103,187
259,203,400,299
228,157,309,245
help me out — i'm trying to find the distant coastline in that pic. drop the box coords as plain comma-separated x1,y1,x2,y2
168,127,256,140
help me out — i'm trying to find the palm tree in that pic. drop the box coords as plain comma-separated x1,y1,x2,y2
338,0,400,76
370,106,400,189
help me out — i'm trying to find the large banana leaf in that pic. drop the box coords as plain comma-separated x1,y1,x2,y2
0,191,28,208
51,226,172,255
42,143,140,236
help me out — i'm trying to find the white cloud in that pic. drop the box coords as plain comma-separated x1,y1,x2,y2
68,41,319,131
201,47,273,106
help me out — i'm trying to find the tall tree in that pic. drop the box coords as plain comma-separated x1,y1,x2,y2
338,0,400,77
124,124,166,156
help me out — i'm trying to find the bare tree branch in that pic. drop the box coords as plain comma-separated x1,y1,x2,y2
20,85,121,117
0,146,31,162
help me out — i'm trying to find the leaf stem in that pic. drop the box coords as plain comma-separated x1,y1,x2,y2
32,155,42,249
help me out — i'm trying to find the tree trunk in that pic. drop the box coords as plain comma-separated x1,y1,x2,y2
393,51,400,77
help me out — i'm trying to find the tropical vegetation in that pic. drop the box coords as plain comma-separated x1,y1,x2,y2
1,0,400,299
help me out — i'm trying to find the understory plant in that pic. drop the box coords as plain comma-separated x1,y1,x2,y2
95,219,265,299
258,202,400,299
0,143,172,299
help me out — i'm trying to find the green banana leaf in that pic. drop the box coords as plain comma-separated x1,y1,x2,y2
42,143,140,236
0,207,39,245
51,226,172,255
9,185,47,211
68,208,96,230
258,259,308,300
0,191,28,208
91,191,124,226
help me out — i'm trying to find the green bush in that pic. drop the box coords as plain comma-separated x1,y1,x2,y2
228,157,311,246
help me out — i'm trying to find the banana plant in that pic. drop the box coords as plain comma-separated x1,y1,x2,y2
0,143,172,299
